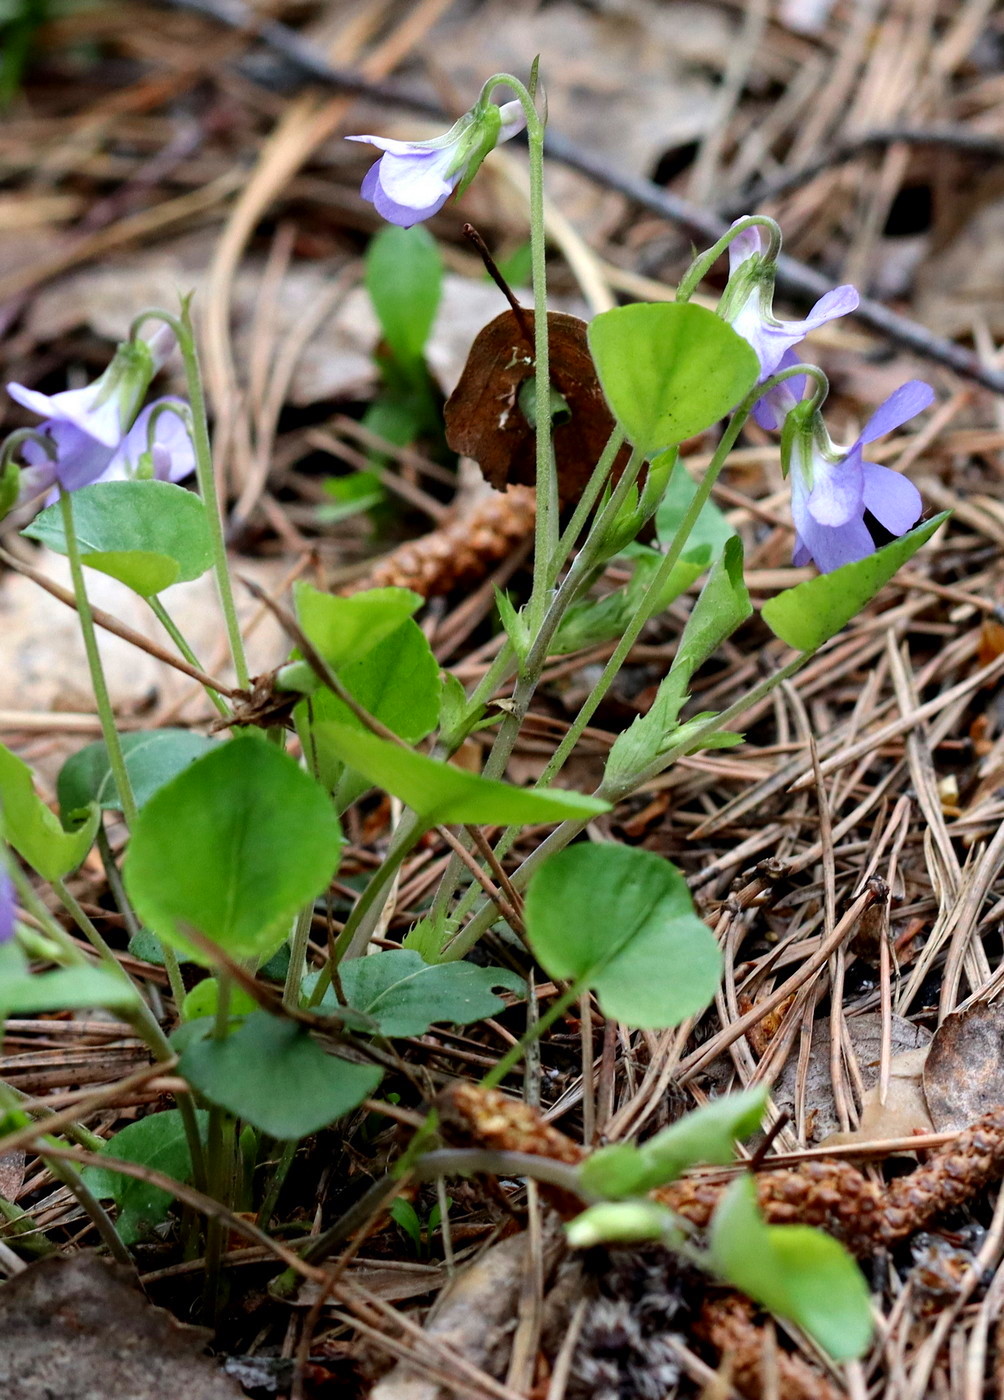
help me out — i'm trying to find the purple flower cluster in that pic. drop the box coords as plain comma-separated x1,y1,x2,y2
720,219,931,573
5,334,194,508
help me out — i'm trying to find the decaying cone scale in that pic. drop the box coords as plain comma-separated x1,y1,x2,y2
345,485,535,598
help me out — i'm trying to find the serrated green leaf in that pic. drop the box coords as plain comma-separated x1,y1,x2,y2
294,582,422,673
84,1109,207,1244
330,948,523,1036
297,619,442,807
23,481,213,596
524,844,721,1029
761,513,949,651
587,303,759,455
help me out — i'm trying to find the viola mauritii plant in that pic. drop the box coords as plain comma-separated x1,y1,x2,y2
0,65,947,1365
347,86,526,227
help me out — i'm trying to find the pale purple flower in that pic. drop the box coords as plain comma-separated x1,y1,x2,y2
348,100,525,227
15,398,195,506
786,380,933,573
721,221,859,430
0,863,14,945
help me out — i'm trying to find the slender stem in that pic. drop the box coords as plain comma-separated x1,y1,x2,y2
553,427,626,566
537,409,752,782
148,595,230,718
481,976,587,1090
58,491,138,828
283,903,314,1010
256,1139,297,1227
95,826,142,942
132,306,250,689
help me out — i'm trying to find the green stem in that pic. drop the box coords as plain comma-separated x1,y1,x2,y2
131,306,249,690
256,1138,297,1227
481,975,587,1090
95,826,141,942
148,595,230,718
676,214,782,304
283,903,314,1010
58,491,139,827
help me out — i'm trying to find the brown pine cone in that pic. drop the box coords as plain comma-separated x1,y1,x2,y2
695,1295,846,1400
880,1105,1004,1245
348,486,535,598
656,1158,882,1257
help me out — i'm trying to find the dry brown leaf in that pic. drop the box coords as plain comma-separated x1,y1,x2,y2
923,1001,1004,1132
822,1046,933,1148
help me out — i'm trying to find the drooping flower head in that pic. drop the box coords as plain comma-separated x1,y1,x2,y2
348,93,526,228
6,324,194,509
782,380,933,573
719,220,859,430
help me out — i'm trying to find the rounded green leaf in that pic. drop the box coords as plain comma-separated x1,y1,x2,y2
84,1109,207,1244
761,512,949,652
587,303,759,455
58,729,216,817
123,736,343,963
709,1175,873,1360
294,582,422,672
178,1012,381,1139
23,480,213,596
524,843,721,1028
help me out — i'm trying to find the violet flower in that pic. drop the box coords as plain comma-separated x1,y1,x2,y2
783,380,934,573
720,221,859,430
12,397,195,506
348,99,525,227
0,862,14,945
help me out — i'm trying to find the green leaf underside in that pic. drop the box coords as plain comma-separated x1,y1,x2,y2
294,582,422,674
0,741,98,881
587,303,759,455
331,949,523,1036
365,224,442,366
708,1175,873,1360
310,723,610,826
760,513,949,651
0,961,138,1017
178,1012,381,1139
524,844,721,1029
24,480,213,596
58,729,216,818
123,736,343,964
84,1109,208,1245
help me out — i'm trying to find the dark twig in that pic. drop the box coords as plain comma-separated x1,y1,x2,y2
719,126,1004,219
161,0,1004,397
